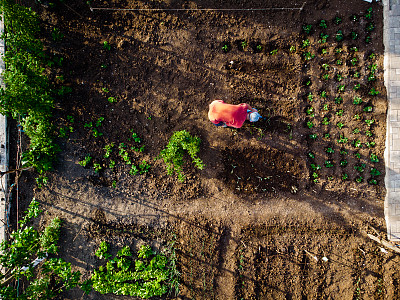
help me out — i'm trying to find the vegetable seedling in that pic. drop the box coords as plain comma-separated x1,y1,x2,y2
353,128,360,134
340,149,348,155
340,160,348,167
319,33,329,44
365,119,375,126
309,134,318,140
307,93,314,102
334,16,342,25
336,109,343,116
342,173,349,180
270,49,278,55
369,88,380,96
319,20,327,29
354,114,361,120
308,152,315,159
365,141,376,148
240,40,248,50
325,160,334,168
336,59,343,65
103,41,111,51
370,153,379,163
322,117,330,125
321,48,328,55
322,63,330,71
353,139,362,148
79,155,92,167
353,97,362,105
370,168,381,177
324,133,330,139
336,73,343,81
351,32,358,40
108,96,116,103
311,164,321,170
289,45,296,53
93,163,102,173
335,96,343,104
325,147,334,154
321,90,327,98
365,36,371,43
355,176,363,183
363,106,373,112
302,39,310,48
337,84,345,93
303,52,315,61
302,24,312,34
366,130,373,137
365,7,373,20
354,163,366,173
222,43,230,53
369,179,378,185
369,53,376,60
353,71,360,78
350,57,358,66
335,30,344,41
337,134,348,143
366,23,375,32
354,152,361,159
306,121,314,129
322,74,329,80
306,106,315,117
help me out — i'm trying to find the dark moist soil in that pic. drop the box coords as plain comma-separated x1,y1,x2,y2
10,0,400,299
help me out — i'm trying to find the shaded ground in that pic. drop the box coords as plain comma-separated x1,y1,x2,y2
10,0,400,298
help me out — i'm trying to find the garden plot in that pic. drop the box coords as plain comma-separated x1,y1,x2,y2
4,0,398,298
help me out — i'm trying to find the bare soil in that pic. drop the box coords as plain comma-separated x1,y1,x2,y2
11,0,400,299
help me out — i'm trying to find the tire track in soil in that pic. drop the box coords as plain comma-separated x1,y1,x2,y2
215,226,238,300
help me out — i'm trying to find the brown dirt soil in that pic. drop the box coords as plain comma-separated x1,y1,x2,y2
11,0,400,299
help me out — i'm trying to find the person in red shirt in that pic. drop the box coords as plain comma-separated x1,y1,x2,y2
208,100,262,128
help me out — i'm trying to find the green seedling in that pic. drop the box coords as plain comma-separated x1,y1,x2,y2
103,41,111,50
365,36,371,43
342,173,349,180
310,164,321,170
101,64,107,68
112,180,117,188
355,176,363,183
319,20,327,28
351,32,358,40
335,96,343,104
323,104,329,111
335,47,343,54
52,27,64,42
368,74,376,82
321,90,327,98
354,114,361,120
354,163,366,173
369,178,378,185
319,33,329,44
337,122,345,129
307,93,314,102
340,149,348,155
130,130,142,143
322,74,329,80
370,153,379,163
337,134,348,143
353,139,362,148
351,14,359,22
108,97,117,103
325,147,334,154
103,143,114,159
309,134,318,140
369,88,380,96
334,16,342,25
306,121,314,129
93,163,102,173
109,160,116,169
321,48,328,55
336,59,343,65
67,115,74,123
365,119,375,126
256,44,262,51
369,64,378,72
353,97,362,105
241,40,248,50
350,46,358,52
322,63,330,71
363,106,373,112
340,160,348,167
129,165,139,175
322,117,330,125
79,155,92,167
336,73,343,81
353,128,360,134
351,57,358,66
308,152,315,159
365,7,373,20
354,152,361,159
312,172,319,179
222,44,229,52
369,53,376,60
92,128,103,138
95,117,104,127
84,122,93,128
306,106,315,117
325,160,334,168
328,176,334,181
270,49,278,55
139,161,151,174
366,130,373,137
335,30,344,41
102,87,109,93
324,133,330,139
336,109,344,116
302,24,312,34
365,141,376,148
302,39,310,48
289,45,296,53
366,23,375,32
305,79,311,86
353,71,360,78
338,84,345,93
303,52,315,61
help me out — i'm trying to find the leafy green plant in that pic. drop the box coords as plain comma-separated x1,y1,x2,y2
109,160,116,169
139,160,151,174
354,152,361,159
335,96,343,104
321,48,328,55
334,16,342,25
118,143,132,165
302,24,312,34
353,71,360,78
303,51,315,61
366,130,373,137
369,88,380,96
336,73,343,81
337,84,345,93
310,164,321,171
370,153,379,163
351,32,358,40
89,242,180,298
336,59,343,65
340,160,348,167
340,149,348,155
365,141,376,148
366,22,375,32
353,97,363,105
353,139,362,148
108,96,117,103
369,178,378,185
319,19,327,28
289,45,296,53
0,199,81,299
322,117,330,125
320,90,327,98
369,53,376,60
324,133,330,139
158,130,204,182
354,114,361,120
363,106,373,112
365,36,371,43
355,176,363,183
52,27,64,41
323,104,329,111
309,134,318,140
79,155,92,167
354,163,366,173
306,106,315,117
365,7,373,20
103,143,114,159
318,33,329,44
352,128,360,134
307,93,314,102
336,109,343,116
222,43,230,53
308,152,315,159
337,122,345,129
240,40,248,50
337,134,348,143
325,147,334,154
306,121,314,128
93,163,102,173
103,41,111,50
335,30,344,41
324,160,334,168
350,46,358,52
342,173,349,180
322,74,329,80
270,49,278,55
365,119,375,126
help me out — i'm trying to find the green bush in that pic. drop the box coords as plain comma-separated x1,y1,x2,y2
0,199,81,299
0,0,58,174
158,130,204,181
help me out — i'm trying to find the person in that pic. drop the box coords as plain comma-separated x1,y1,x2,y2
208,100,262,128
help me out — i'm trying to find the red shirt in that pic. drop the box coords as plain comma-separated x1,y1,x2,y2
208,100,248,128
